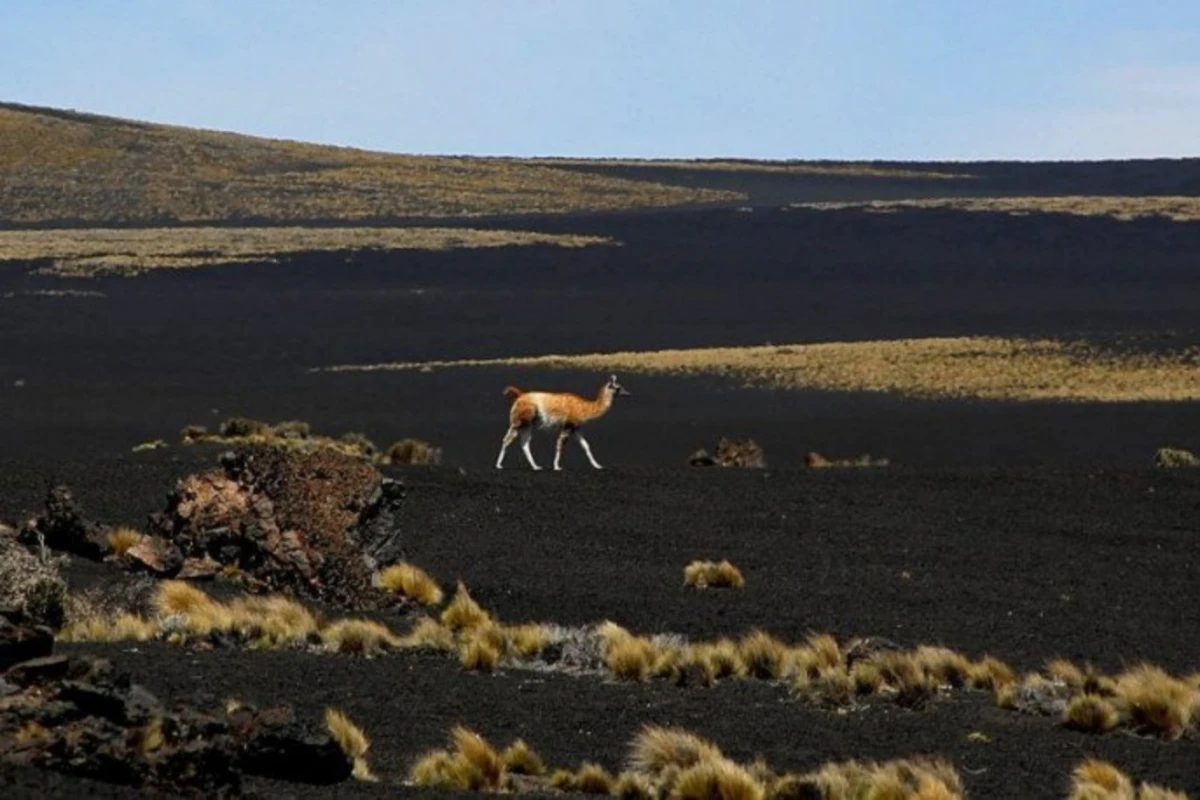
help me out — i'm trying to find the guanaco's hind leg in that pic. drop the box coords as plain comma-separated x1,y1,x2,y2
554,426,575,471
577,433,603,469
496,425,519,469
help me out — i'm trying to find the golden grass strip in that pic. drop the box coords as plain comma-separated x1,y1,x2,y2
0,226,616,278
792,195,1200,222
525,156,974,180
317,336,1200,403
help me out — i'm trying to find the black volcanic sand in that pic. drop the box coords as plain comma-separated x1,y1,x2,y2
3,178,1200,796
4,463,1200,798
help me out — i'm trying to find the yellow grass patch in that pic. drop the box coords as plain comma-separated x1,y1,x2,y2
0,103,739,226
450,726,505,790
318,336,1200,403
793,195,1200,222
378,562,444,606
325,708,377,782
682,559,745,589
968,655,1017,690
0,226,618,278
528,156,974,180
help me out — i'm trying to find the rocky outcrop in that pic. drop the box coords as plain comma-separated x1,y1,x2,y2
0,650,353,795
149,446,407,609
19,485,110,561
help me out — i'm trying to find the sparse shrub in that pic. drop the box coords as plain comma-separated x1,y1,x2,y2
0,535,67,628
339,432,377,457
107,527,144,556
383,438,443,465
683,559,745,589
181,424,209,443
1154,447,1199,468
500,740,544,776
804,666,855,708
1114,664,1196,738
219,416,271,438
441,581,492,632
378,562,444,606
1064,694,1120,733
325,708,377,782
274,420,311,439
410,750,465,789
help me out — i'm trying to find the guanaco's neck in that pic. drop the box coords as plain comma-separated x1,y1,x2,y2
582,386,615,421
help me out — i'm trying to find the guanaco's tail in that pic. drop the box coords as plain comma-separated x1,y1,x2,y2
503,385,523,400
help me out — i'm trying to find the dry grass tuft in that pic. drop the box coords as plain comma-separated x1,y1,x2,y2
968,655,1017,690
1063,694,1120,734
441,581,493,632
326,336,1200,404
325,707,377,782
682,559,745,589
1069,759,1135,799
106,527,144,555
378,562,444,606
605,634,658,682
320,618,402,655
450,726,505,790
627,725,724,777
500,739,545,776
460,635,502,672
573,762,616,794
410,750,467,790
671,758,765,800
738,630,789,680
613,771,657,800
382,438,444,466
400,616,457,651
504,623,553,659
1113,664,1197,738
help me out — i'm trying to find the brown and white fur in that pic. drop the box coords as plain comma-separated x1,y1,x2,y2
496,374,631,470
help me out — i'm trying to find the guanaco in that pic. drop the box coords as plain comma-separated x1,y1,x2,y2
495,374,631,470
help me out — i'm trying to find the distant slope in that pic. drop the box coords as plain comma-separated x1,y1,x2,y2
0,102,743,226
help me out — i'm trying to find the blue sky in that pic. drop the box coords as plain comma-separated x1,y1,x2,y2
2,1,1198,160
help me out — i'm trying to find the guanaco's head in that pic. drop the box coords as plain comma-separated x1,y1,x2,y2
605,374,631,398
